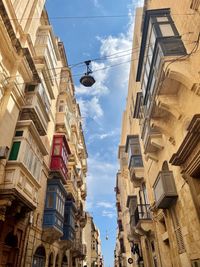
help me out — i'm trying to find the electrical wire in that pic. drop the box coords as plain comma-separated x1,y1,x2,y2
12,39,196,87
1,13,197,22
0,32,194,83
157,32,200,95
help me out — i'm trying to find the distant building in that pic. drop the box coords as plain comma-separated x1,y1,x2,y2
115,1,200,267
83,213,103,267
0,1,88,266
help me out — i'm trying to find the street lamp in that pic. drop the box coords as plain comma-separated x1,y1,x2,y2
80,60,96,87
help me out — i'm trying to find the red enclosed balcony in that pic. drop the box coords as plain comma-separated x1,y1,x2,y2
50,135,71,183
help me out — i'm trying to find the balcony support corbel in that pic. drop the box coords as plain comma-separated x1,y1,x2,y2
145,153,158,162
156,95,183,120
151,119,176,145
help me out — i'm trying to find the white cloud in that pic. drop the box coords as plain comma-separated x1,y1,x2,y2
102,210,116,219
75,62,109,97
78,96,103,121
96,201,115,209
93,0,100,8
87,129,120,144
86,156,118,197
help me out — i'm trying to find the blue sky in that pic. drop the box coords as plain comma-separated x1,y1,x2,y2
46,1,143,266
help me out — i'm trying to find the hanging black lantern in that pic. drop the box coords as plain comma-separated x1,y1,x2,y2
80,60,96,87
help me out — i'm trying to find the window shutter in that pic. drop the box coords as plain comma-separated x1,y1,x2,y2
171,208,186,254
190,0,200,10
9,141,21,160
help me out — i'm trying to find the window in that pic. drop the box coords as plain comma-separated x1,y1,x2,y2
9,142,21,160
15,131,23,137
53,145,60,156
156,16,168,22
136,8,186,105
59,105,64,112
159,23,174,37
190,0,200,10
46,192,54,208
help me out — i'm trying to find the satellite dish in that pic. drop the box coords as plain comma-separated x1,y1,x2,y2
80,60,96,87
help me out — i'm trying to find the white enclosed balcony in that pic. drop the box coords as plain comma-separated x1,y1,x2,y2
20,84,50,136
55,111,71,139
35,25,60,91
1,121,47,210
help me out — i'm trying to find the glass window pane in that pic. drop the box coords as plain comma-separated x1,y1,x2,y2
9,141,21,160
157,17,168,22
53,145,60,156
59,105,64,112
15,131,23,137
159,23,174,37
47,193,54,208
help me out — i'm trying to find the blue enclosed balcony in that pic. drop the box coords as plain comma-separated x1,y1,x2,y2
42,179,67,243
60,200,76,249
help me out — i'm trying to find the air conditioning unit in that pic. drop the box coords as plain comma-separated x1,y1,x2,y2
192,259,200,267
0,146,9,159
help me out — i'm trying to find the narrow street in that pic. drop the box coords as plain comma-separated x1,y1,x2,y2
0,1,200,267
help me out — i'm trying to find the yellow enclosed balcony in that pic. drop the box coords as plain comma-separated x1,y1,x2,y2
1,121,48,211
65,179,78,202
141,120,163,154
20,84,50,136
55,111,71,139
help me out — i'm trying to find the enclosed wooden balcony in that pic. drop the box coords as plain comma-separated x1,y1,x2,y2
50,135,71,183
125,135,144,185
80,184,87,200
79,211,87,228
20,84,50,136
42,179,67,243
153,171,178,209
131,204,152,234
72,240,87,259
60,200,76,249
1,121,47,212
142,120,163,154
129,156,144,187
55,112,71,138
65,180,78,202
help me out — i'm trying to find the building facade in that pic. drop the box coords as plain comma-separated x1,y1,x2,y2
0,1,88,267
115,1,200,267
83,213,103,267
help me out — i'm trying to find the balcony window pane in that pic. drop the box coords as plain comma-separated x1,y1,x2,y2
59,105,64,112
9,141,21,160
150,28,156,46
157,17,168,22
150,74,156,94
47,193,54,208
53,145,60,156
15,131,23,137
130,156,143,168
159,23,174,37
